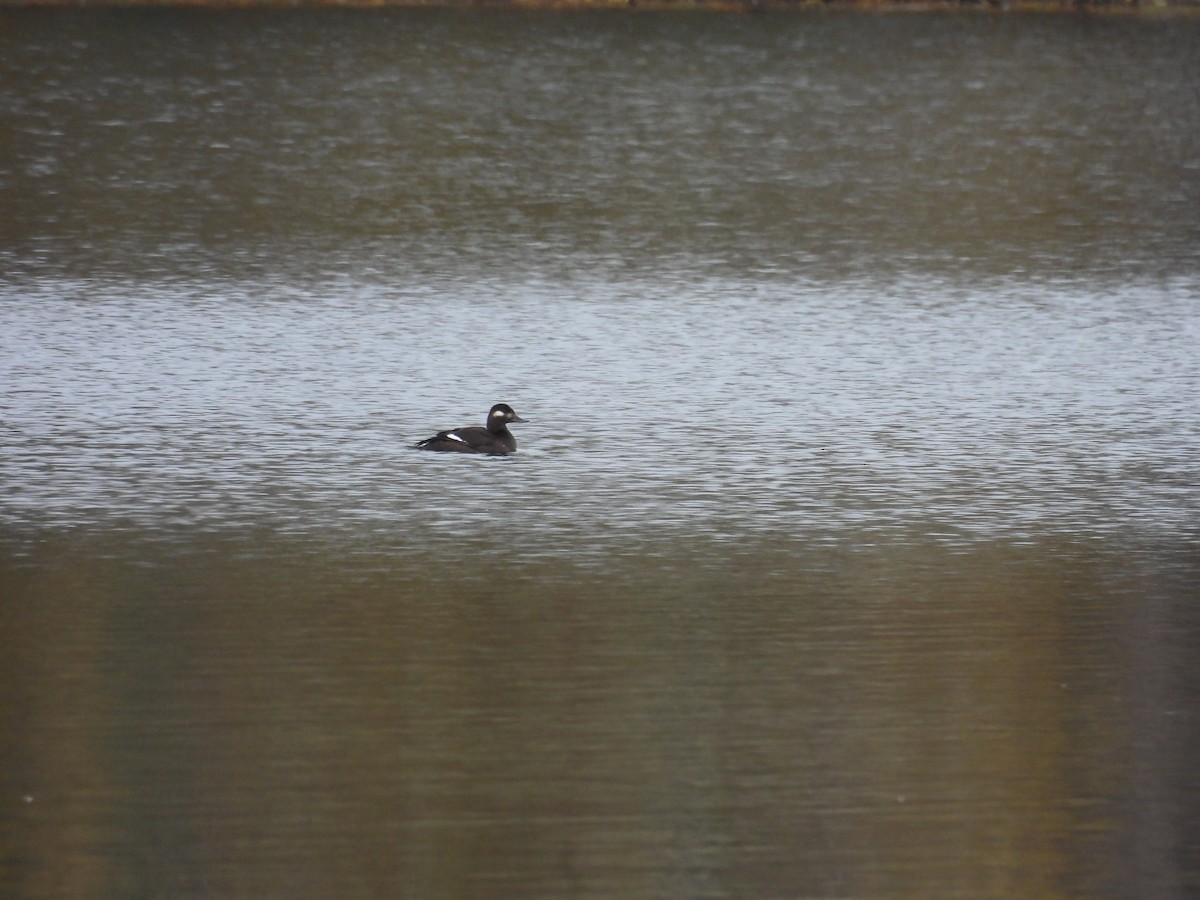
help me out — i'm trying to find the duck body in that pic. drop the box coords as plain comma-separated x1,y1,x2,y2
415,403,527,455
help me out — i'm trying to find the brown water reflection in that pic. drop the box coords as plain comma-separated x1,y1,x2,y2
5,531,1194,897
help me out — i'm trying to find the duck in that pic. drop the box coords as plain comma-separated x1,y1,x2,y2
415,403,527,455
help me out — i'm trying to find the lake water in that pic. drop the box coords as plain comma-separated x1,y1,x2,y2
2,8,1199,898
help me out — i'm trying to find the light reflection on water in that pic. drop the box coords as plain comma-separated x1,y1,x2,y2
3,9,1200,899
2,275,1197,557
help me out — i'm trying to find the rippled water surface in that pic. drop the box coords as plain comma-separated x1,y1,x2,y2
3,274,1198,555
2,9,1199,898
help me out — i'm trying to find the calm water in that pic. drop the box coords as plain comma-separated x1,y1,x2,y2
2,9,1199,898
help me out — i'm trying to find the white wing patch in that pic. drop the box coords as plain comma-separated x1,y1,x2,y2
446,432,467,443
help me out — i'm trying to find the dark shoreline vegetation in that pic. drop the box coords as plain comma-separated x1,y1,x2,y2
3,0,1200,12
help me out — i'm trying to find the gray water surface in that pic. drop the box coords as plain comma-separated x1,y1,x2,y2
2,9,1199,898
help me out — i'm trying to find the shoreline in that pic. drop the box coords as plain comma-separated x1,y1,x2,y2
3,0,1199,13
